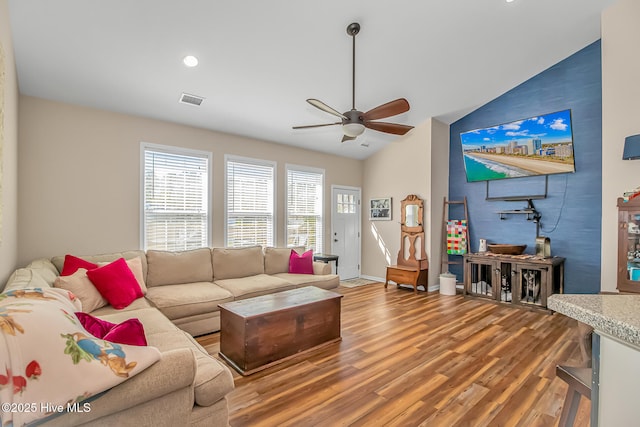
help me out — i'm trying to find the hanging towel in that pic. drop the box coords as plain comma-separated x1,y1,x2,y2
447,219,467,255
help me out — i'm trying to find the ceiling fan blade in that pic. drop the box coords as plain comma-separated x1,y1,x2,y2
365,121,414,135
307,99,347,120
292,122,341,130
363,98,410,121
341,135,356,143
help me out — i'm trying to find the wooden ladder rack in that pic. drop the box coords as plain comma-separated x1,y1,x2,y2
440,196,469,282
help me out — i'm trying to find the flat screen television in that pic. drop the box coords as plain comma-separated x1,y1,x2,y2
460,109,575,182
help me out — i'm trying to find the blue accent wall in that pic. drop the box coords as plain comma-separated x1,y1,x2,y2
449,40,602,294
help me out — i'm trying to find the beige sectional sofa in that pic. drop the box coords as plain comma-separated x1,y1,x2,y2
3,246,339,426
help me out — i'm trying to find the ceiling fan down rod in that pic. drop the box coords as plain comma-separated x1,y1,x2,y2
347,22,360,111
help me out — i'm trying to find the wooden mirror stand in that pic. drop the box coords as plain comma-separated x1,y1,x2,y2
385,195,429,293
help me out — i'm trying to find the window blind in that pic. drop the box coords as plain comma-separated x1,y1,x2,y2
143,147,210,251
226,158,275,247
286,166,323,253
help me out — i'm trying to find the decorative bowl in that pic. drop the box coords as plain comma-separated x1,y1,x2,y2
487,244,527,255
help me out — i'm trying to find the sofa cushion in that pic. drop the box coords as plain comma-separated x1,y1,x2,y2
0,287,161,427
97,307,179,336
214,274,296,299
264,246,304,275
145,282,233,320
90,297,152,316
53,268,108,312
146,248,213,287
274,273,340,290
212,246,264,280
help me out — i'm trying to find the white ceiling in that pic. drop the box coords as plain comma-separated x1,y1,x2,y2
7,0,616,160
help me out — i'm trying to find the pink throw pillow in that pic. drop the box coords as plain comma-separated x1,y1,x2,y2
86,258,143,309
75,312,148,346
289,249,314,274
60,254,98,276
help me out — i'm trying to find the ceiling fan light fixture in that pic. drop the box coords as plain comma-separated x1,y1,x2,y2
342,122,365,137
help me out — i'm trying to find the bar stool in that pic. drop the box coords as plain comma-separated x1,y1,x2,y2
556,321,593,427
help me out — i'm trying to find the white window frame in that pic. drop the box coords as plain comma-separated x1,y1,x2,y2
224,154,277,248
285,164,325,253
140,142,213,251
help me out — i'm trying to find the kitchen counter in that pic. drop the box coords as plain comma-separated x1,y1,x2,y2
548,293,640,425
547,294,640,349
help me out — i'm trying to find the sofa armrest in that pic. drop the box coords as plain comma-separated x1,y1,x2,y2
96,347,196,403
44,348,197,426
3,267,52,292
313,261,331,275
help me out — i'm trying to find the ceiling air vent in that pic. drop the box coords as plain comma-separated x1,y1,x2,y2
179,92,204,106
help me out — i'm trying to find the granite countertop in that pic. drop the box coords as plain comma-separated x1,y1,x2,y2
548,294,640,348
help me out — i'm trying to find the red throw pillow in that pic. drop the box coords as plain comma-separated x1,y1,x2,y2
289,249,314,274
75,312,148,346
86,258,143,309
60,254,98,276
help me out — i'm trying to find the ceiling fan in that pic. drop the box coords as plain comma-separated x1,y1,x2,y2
293,22,414,143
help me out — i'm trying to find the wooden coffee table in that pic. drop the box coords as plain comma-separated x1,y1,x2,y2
218,286,342,376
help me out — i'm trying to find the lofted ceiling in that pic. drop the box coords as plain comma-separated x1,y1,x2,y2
7,0,616,160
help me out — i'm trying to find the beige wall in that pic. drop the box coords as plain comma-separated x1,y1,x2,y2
0,0,19,284
429,119,450,283
17,96,362,266
601,0,640,292
361,118,449,286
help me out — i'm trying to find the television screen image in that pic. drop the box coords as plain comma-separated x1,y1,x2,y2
460,109,575,182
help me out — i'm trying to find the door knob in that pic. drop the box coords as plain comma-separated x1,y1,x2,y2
334,239,338,242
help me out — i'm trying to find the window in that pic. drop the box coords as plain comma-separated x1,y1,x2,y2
337,193,357,214
141,143,211,251
286,165,324,252
225,156,275,247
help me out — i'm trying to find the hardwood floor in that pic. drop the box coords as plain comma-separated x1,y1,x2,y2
196,283,591,426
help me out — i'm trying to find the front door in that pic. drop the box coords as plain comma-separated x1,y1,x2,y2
331,186,361,280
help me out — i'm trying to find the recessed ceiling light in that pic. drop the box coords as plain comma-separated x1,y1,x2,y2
183,55,199,67
506,0,515,2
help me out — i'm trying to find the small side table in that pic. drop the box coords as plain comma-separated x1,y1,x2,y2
313,253,339,274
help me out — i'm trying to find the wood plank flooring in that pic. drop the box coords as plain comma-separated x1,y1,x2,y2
196,283,590,426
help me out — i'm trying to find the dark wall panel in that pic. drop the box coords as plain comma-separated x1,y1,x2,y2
449,41,602,294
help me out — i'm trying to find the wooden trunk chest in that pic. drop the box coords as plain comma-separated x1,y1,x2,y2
218,286,342,375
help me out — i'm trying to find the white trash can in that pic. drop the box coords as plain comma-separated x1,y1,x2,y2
439,273,457,296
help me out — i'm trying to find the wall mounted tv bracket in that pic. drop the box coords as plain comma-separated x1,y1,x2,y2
485,175,548,202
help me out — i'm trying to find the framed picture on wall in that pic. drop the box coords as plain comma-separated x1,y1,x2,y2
370,197,391,220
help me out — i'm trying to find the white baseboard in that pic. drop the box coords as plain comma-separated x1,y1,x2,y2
359,274,385,283
359,274,443,293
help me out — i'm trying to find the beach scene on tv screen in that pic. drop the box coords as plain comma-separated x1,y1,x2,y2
460,109,575,182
